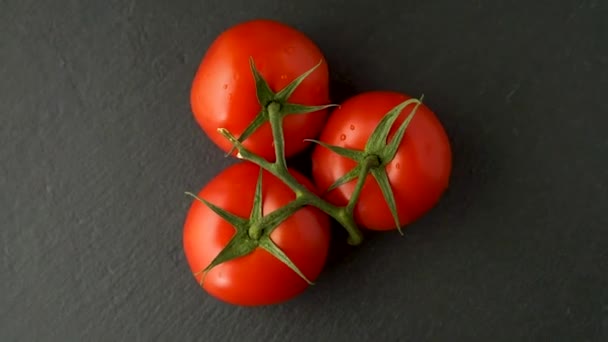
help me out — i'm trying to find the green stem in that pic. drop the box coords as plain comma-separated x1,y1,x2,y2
306,195,363,245
267,163,364,245
249,225,262,240
218,101,370,246
217,128,273,170
267,102,287,169
268,106,365,245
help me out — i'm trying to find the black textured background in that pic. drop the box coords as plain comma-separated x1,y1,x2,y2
2,0,607,341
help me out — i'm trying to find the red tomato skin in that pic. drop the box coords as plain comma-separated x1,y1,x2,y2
190,19,330,161
183,162,330,306
311,91,452,230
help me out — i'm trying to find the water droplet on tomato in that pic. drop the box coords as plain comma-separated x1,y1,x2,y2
339,134,346,141
284,46,294,54
349,124,355,130
280,74,288,80
222,84,228,89
233,73,240,81
395,163,401,170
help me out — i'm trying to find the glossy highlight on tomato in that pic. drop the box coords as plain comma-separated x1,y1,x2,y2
311,91,452,230
190,19,330,161
183,162,331,306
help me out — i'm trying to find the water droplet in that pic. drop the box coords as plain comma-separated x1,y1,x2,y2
349,124,355,130
222,84,228,89
233,73,240,81
284,46,294,54
339,134,346,141
395,163,401,170
228,93,233,101
281,74,288,80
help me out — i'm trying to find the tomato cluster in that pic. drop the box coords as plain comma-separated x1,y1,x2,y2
183,19,452,306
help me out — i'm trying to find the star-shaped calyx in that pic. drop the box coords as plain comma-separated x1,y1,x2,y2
186,170,312,285
226,57,336,157
307,96,424,235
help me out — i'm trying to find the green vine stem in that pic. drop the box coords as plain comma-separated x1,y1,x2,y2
218,100,365,245
215,58,423,245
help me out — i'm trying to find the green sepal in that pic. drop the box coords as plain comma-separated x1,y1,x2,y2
365,98,421,153
185,192,247,227
275,59,323,102
383,104,418,162
196,230,258,285
383,95,423,162
304,139,367,192
370,168,403,235
326,164,362,193
304,139,364,161
249,57,274,106
259,235,313,285
185,192,255,284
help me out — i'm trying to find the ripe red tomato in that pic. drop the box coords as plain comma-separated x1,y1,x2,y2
183,162,330,306
311,91,452,231
190,19,330,161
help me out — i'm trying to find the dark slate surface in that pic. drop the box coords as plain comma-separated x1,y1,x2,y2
2,0,607,341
